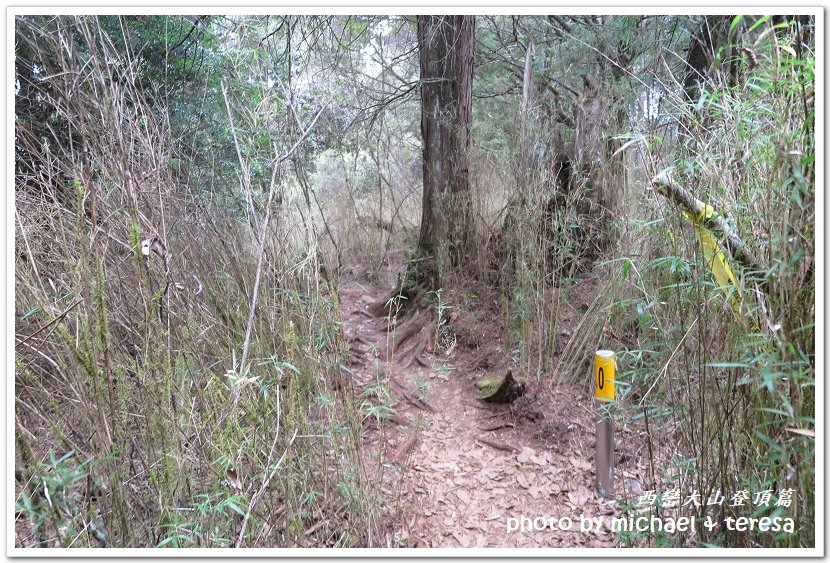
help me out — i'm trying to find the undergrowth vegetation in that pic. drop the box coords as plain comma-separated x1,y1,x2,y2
14,14,815,549
615,17,815,546
15,16,371,548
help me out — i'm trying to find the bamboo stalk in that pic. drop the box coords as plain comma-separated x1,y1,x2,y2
651,170,764,274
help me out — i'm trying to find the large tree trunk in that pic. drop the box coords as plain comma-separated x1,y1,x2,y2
683,16,737,104
416,15,475,286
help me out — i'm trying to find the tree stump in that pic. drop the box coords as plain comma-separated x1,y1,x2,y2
475,370,525,404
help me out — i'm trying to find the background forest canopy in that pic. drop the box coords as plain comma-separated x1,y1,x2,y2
14,13,815,549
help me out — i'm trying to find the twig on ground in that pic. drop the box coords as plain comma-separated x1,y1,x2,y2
476,436,519,453
479,422,515,432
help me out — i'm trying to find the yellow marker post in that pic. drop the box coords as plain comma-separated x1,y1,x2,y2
595,350,615,498
595,350,616,403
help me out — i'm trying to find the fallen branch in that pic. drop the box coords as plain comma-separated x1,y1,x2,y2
228,80,329,379
476,436,519,453
304,518,327,538
480,422,515,432
235,376,294,549
461,400,491,410
235,430,296,548
651,171,764,274
388,375,439,413
88,521,108,548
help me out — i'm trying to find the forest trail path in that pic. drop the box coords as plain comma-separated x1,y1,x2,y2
337,259,637,548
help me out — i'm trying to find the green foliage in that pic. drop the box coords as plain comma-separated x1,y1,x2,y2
15,451,97,547
14,14,371,549
611,14,814,548
14,12,815,550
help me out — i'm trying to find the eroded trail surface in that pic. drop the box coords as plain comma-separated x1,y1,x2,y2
338,260,645,548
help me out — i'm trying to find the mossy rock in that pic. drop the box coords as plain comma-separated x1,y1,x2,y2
475,370,525,404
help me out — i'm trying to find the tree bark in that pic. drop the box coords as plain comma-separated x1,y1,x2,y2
416,15,475,285
683,16,736,104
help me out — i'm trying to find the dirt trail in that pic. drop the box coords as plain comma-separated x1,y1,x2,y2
338,259,643,548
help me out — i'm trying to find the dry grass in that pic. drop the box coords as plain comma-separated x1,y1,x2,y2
14,16,371,548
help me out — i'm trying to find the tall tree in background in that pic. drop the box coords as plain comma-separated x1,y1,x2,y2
683,15,736,104
416,15,475,285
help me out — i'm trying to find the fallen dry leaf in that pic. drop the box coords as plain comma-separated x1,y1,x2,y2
517,446,536,464
531,454,548,467
786,427,816,438
451,531,470,548
570,457,592,472
226,468,242,491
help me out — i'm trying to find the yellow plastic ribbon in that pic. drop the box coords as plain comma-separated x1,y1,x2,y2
682,204,741,313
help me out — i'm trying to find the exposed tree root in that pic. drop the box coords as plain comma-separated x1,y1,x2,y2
387,412,412,426
379,314,427,362
392,432,421,464
401,344,426,369
366,257,437,319
349,334,377,347
413,356,430,368
363,258,444,369
400,325,436,368
367,281,428,318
